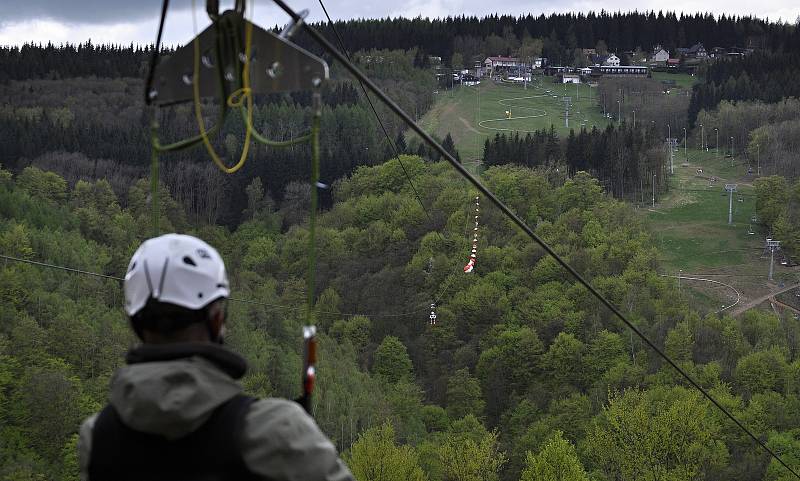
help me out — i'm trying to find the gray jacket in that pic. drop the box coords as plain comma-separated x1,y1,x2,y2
78,343,353,481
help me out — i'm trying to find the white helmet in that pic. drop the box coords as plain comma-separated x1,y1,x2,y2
124,234,230,317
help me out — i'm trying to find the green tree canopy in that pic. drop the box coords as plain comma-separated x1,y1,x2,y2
345,422,427,481
373,336,413,384
521,430,589,481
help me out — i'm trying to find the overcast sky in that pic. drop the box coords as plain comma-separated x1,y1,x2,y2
0,0,797,47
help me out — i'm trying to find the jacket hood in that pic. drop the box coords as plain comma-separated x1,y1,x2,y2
109,342,248,440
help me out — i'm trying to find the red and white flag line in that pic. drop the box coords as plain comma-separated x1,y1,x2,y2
430,196,479,326
464,196,479,273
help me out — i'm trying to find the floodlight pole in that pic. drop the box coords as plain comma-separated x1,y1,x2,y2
640,177,644,205
725,184,737,225
757,144,760,176
700,124,704,150
683,127,687,162
652,174,656,207
668,124,674,174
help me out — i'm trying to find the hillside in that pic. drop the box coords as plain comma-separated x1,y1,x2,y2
3,22,800,481
3,151,800,480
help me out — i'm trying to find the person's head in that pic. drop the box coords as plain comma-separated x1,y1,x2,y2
123,234,230,344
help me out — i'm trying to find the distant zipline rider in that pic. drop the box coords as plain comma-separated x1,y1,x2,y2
78,234,353,481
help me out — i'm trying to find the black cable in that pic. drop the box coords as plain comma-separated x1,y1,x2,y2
0,254,455,319
315,0,434,225
0,254,124,282
144,0,170,105
268,0,800,476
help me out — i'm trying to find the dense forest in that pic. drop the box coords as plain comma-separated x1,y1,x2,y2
482,123,668,200
0,48,440,226
2,10,797,84
689,53,800,125
3,157,800,481
309,12,799,68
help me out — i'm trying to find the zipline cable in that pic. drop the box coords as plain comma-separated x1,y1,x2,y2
0,253,455,319
0,254,124,282
267,0,800,476
315,0,434,226
144,0,170,105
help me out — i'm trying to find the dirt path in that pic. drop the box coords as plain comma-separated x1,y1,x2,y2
418,101,457,132
772,296,800,315
458,117,481,134
729,283,800,317
663,274,741,313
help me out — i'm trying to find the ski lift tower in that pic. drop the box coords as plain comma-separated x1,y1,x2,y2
666,137,678,174
765,238,781,281
725,184,737,225
563,96,572,129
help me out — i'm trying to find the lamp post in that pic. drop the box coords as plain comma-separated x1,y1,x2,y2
617,100,621,123
757,143,760,176
633,110,636,128
715,128,719,159
730,136,734,166
668,124,673,174
683,127,687,162
652,174,656,207
700,124,704,150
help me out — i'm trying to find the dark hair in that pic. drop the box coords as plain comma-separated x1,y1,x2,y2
130,297,224,340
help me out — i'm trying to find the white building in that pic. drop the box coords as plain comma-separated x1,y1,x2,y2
560,73,581,84
651,47,669,63
603,54,621,66
484,56,522,74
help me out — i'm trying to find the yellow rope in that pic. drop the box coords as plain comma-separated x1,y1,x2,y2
191,0,254,174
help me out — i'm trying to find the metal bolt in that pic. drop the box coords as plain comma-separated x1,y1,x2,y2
268,62,283,79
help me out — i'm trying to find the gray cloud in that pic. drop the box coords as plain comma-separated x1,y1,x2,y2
4,0,794,25
0,0,796,47
1,0,170,24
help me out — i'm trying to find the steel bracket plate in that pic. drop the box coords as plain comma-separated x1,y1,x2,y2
148,11,328,106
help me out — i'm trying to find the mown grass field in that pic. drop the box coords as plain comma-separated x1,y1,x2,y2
413,79,611,162
642,147,800,314
647,148,763,272
416,72,796,314
650,71,699,90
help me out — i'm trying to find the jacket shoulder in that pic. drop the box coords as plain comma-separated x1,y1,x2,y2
78,413,98,481
241,399,353,481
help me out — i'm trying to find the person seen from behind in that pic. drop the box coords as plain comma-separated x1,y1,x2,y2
78,233,353,481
